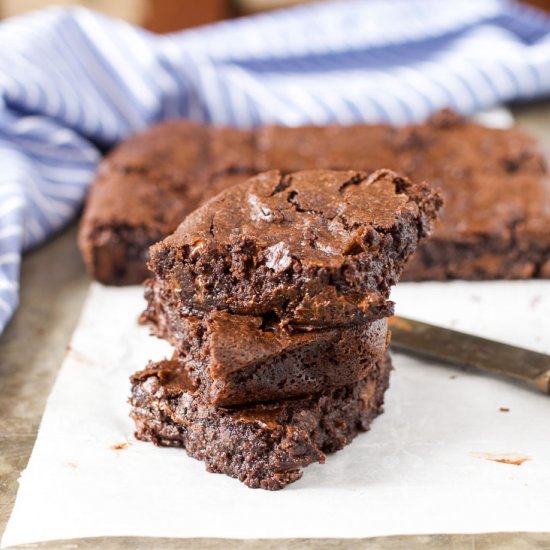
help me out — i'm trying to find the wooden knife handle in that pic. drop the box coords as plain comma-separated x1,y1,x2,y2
389,316,550,394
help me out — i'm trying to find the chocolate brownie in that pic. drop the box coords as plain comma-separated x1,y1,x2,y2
403,170,550,279
255,123,399,173
78,122,255,284
147,169,441,327
395,112,550,280
79,112,550,284
141,280,389,405
130,353,391,490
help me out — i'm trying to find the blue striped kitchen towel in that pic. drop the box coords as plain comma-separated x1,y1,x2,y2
1,0,550,333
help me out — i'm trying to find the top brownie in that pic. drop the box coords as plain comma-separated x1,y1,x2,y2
148,169,441,328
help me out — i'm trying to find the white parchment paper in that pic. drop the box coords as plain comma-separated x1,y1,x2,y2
2,280,550,547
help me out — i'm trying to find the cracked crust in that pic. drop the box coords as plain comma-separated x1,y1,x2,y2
148,169,442,328
130,353,392,490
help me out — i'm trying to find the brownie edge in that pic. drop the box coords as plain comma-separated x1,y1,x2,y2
130,353,392,490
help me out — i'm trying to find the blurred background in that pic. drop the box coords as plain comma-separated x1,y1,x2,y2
2,0,308,31
6,0,550,33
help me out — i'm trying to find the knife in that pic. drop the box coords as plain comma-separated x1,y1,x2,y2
389,316,550,394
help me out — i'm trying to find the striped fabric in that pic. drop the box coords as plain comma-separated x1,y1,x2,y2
1,0,550,332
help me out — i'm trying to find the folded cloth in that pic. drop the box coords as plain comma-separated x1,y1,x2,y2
1,0,550,333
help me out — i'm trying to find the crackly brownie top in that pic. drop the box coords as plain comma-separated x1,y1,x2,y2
158,168,438,270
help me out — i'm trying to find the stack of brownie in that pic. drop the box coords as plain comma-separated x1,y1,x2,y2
130,168,442,489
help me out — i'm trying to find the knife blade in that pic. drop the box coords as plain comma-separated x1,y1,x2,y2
389,316,550,394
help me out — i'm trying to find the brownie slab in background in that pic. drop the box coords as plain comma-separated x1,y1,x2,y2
259,112,550,280
147,169,441,328
78,122,255,284
79,111,550,284
404,171,550,280
396,112,550,280
141,282,389,405
130,353,392,490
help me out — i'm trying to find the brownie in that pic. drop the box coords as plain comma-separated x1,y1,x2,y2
141,279,389,405
255,123,400,173
78,122,255,284
259,112,550,280
403,170,550,279
147,169,441,328
395,112,550,280
130,353,391,490
79,112,550,284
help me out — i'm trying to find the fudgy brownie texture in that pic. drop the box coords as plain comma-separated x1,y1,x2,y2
79,111,550,284
141,281,389,405
130,353,391,490
147,169,441,328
